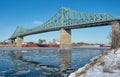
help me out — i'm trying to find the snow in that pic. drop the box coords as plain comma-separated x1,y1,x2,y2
69,49,120,77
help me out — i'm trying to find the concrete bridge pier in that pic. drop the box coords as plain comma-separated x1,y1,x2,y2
17,36,23,47
112,21,120,49
60,28,72,50
9,39,15,46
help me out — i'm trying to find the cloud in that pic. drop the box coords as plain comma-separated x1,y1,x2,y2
32,20,43,25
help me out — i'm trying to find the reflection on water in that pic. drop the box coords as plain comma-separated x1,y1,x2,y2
0,47,108,77
60,50,71,68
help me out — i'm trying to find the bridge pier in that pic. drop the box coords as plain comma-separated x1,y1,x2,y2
111,21,120,49
9,39,15,46
17,36,23,47
60,28,72,50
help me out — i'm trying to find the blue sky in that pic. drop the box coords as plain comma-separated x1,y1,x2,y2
0,0,120,44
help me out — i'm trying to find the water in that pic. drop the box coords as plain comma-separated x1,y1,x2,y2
0,47,108,77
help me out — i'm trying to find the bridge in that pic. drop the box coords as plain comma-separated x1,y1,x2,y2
9,7,120,49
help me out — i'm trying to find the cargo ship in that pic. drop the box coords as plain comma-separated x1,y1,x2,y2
21,43,59,48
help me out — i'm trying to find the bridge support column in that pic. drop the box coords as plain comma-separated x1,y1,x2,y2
17,36,23,47
111,21,120,49
60,28,72,50
9,39,13,46
9,39,15,46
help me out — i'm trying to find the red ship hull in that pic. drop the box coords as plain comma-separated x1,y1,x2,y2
21,43,59,48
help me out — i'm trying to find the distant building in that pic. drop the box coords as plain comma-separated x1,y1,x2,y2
38,39,46,44
53,38,59,44
53,38,56,44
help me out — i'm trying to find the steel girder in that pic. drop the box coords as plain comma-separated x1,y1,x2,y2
10,7,116,39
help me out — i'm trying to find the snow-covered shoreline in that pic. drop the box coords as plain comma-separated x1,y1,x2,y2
69,48,120,77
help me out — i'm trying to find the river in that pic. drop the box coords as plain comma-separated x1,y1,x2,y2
0,47,108,77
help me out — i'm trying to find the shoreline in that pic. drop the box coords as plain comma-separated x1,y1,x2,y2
69,48,120,77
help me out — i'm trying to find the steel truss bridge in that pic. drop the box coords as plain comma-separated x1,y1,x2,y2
10,7,119,40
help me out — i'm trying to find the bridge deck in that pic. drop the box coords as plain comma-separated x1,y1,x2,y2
9,19,120,39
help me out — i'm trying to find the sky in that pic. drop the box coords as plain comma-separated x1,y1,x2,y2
0,0,120,44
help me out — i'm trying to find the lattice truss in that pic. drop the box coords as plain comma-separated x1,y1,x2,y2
11,7,115,39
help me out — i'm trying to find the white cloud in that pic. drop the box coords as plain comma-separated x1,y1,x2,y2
32,20,43,25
